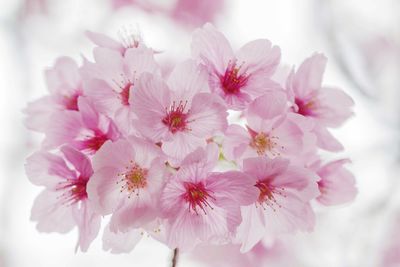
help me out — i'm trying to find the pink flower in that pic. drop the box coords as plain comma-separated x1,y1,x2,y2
223,91,315,165
82,45,159,135
316,159,357,206
236,157,319,252
131,60,228,166
160,144,257,251
192,23,281,110
24,57,83,132
25,146,101,252
87,136,166,233
43,97,120,155
286,53,354,151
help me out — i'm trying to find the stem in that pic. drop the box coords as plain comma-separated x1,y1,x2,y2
171,248,179,267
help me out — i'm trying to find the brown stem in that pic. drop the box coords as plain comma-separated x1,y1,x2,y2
171,248,179,267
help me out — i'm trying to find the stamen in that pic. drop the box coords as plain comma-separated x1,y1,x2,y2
116,161,148,198
219,60,249,95
162,100,191,133
56,177,88,206
255,180,286,212
182,182,215,215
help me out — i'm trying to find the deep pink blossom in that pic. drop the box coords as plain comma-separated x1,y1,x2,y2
286,53,354,151
192,23,281,110
25,57,83,132
315,159,357,205
160,144,257,250
43,97,120,155
82,45,159,135
87,136,166,233
25,146,100,252
236,157,319,252
131,60,228,166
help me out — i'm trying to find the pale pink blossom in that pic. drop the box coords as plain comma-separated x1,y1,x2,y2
286,53,354,151
223,91,315,165
43,97,120,155
25,57,83,132
82,45,159,135
236,157,319,252
192,23,281,110
160,144,257,251
315,159,357,206
25,146,100,252
131,60,228,166
87,136,166,233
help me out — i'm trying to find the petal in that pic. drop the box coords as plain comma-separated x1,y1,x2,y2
31,190,76,233
293,53,327,97
191,23,234,74
167,60,209,101
247,90,288,120
73,201,101,252
102,223,142,253
131,73,171,141
188,93,228,137
317,159,357,205
162,132,206,167
124,46,160,77
86,166,122,215
85,31,124,53
237,205,266,253
222,124,250,162
25,151,75,188
45,57,80,94
236,39,281,77
91,139,135,171
314,124,344,152
60,146,93,178
82,79,121,117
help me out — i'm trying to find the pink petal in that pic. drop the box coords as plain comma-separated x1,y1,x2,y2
45,57,80,94
191,23,234,74
235,39,281,77
314,124,344,152
31,190,76,233
60,146,93,178
293,53,327,97
222,124,250,162
317,159,357,205
85,31,124,53
73,201,101,252
25,151,75,188
188,92,228,137
102,223,142,253
124,47,160,80
237,205,266,253
167,60,209,101
247,90,288,120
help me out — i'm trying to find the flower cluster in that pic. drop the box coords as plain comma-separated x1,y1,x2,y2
25,23,356,253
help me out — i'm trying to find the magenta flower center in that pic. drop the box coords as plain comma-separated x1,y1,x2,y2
120,82,132,106
220,62,249,95
162,101,189,133
295,97,316,116
56,177,88,205
183,182,214,215
117,162,148,198
83,133,109,154
255,180,286,211
63,92,81,111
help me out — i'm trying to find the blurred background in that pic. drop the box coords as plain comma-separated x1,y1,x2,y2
0,0,399,266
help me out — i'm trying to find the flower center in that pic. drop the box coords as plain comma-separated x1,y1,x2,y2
117,162,148,198
162,101,189,133
220,61,249,95
56,177,88,205
247,127,281,157
255,180,285,211
182,182,214,215
295,97,315,116
63,92,81,111
120,82,132,106
82,133,109,154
